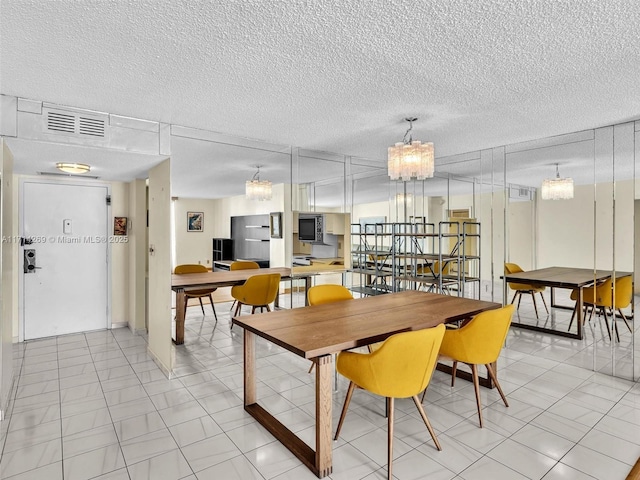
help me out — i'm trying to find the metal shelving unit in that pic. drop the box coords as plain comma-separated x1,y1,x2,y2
351,220,481,298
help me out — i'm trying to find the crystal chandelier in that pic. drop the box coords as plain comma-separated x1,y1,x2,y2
245,166,272,201
541,164,574,200
388,117,434,181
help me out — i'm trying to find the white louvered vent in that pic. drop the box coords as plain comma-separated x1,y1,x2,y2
44,108,107,139
47,111,76,134
78,116,105,137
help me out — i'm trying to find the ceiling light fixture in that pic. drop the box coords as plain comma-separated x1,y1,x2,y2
541,163,574,200
56,162,91,174
388,117,434,181
246,165,272,201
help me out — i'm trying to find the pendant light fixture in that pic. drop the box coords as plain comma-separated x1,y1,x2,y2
541,163,574,200
388,117,434,181
245,165,272,201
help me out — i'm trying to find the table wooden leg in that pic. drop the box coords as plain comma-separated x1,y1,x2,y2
244,330,256,405
174,289,186,345
315,355,333,477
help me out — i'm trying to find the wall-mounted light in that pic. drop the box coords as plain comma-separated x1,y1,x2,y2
56,162,91,174
246,165,272,201
541,163,573,200
388,117,434,181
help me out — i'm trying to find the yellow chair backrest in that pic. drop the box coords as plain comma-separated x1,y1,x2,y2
308,284,353,306
230,261,260,271
174,264,208,274
504,263,534,291
439,304,515,365
433,261,451,275
594,276,632,309
234,273,281,305
339,325,445,398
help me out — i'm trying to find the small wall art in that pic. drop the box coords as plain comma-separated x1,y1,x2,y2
187,211,204,232
114,217,128,236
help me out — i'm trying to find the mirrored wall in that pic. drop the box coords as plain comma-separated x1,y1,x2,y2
170,118,637,382
291,121,637,381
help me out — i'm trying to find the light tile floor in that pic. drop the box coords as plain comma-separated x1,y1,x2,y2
1,295,639,480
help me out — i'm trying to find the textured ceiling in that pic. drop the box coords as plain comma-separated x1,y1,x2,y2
1,0,639,199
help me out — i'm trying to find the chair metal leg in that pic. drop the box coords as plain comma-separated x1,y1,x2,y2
387,397,394,480
539,292,549,314
601,307,612,341
510,291,518,305
618,308,633,333
334,381,356,441
208,295,218,322
568,303,577,331
530,292,540,319
471,364,483,427
198,297,205,315
608,308,620,342
485,363,508,407
308,361,315,374
451,361,458,387
412,395,441,451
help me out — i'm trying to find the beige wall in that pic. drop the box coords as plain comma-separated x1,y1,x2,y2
173,197,217,268
537,180,635,271
128,179,147,332
0,140,15,432
211,183,287,266
110,182,129,324
147,159,172,373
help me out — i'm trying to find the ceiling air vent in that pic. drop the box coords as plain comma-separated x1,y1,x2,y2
47,111,76,134
43,107,107,140
79,116,105,137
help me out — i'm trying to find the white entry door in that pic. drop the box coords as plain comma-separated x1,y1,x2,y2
22,181,109,340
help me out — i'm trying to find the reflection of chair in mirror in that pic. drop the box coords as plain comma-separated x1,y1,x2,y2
567,285,598,332
334,325,445,480
435,304,514,428
418,260,455,295
307,284,353,373
230,273,281,324
229,261,260,313
504,263,548,318
174,264,218,322
583,276,633,342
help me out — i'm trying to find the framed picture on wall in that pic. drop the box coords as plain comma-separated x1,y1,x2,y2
270,212,282,238
187,211,203,232
114,217,128,236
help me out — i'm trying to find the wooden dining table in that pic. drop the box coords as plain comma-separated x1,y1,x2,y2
232,290,501,478
171,267,310,344
503,266,633,340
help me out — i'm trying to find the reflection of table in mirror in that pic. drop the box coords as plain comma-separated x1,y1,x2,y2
503,266,633,340
171,267,311,344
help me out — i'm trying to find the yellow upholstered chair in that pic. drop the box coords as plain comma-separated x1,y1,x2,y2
504,263,548,318
230,273,281,318
228,261,260,313
174,264,218,321
230,261,260,271
334,325,446,480
583,276,633,342
436,304,514,428
307,284,354,373
307,284,353,305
